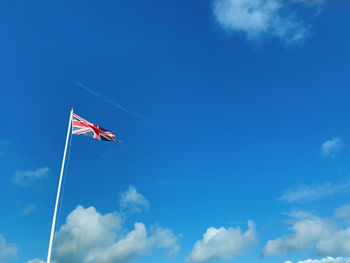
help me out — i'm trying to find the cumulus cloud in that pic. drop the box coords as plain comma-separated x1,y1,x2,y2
212,0,324,43
52,205,179,263
286,256,350,263
119,185,150,213
12,167,49,186
186,220,257,263
0,235,17,262
84,223,179,263
280,181,350,203
321,137,343,157
53,205,122,262
262,207,350,257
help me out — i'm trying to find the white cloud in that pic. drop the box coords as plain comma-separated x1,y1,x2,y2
23,203,37,216
280,181,350,203
212,0,324,43
12,167,49,186
119,185,150,213
54,205,122,262
84,223,179,263
52,205,179,263
26,259,45,263
321,137,343,157
262,207,350,257
0,235,17,262
286,256,350,263
186,220,257,263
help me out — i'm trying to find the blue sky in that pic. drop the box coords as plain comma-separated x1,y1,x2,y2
1,0,350,263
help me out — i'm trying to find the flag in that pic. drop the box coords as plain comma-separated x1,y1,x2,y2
72,113,118,142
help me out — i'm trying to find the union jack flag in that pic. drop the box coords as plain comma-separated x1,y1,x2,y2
72,113,118,142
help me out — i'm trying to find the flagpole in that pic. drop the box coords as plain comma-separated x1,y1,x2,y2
46,108,74,263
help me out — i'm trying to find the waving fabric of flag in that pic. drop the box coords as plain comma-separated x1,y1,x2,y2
72,113,118,142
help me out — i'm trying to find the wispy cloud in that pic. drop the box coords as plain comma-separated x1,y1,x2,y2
280,181,350,203
0,139,10,146
12,167,49,187
334,205,350,219
22,203,37,216
0,235,17,262
0,139,10,156
321,137,343,158
212,0,325,44
74,82,144,120
292,0,326,6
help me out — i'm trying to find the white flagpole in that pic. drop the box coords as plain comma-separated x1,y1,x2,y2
46,108,74,263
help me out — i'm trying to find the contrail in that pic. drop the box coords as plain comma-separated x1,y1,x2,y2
74,81,100,97
73,81,144,120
